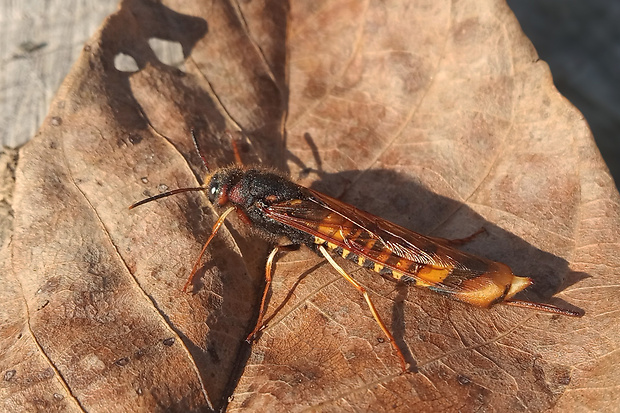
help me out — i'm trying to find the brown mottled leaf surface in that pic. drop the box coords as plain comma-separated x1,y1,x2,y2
1,0,618,411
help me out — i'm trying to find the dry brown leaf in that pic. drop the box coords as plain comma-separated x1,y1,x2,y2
2,0,619,412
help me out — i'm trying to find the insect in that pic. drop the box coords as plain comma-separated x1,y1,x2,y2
130,133,582,372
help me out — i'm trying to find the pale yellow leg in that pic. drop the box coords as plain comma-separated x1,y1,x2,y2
318,245,409,372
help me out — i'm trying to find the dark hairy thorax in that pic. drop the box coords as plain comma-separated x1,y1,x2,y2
208,167,315,246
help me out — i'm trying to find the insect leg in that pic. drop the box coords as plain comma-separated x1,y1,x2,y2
231,139,243,166
430,227,487,247
245,244,299,342
183,206,236,292
246,246,278,342
223,130,245,166
318,245,410,372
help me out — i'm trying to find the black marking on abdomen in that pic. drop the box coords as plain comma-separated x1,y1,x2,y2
319,240,420,285
379,267,393,276
362,259,375,270
400,274,417,285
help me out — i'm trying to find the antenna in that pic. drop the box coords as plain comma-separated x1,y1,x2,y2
129,187,205,209
129,129,211,210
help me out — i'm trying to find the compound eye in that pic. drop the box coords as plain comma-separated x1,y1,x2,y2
208,184,219,203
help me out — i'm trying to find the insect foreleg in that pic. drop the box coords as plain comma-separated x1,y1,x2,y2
183,206,236,292
318,245,410,373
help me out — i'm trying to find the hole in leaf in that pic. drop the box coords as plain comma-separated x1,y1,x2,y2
148,38,185,71
114,53,139,72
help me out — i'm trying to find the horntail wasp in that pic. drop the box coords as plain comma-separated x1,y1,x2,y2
130,131,582,372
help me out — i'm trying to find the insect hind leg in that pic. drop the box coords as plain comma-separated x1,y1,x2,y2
318,245,411,373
